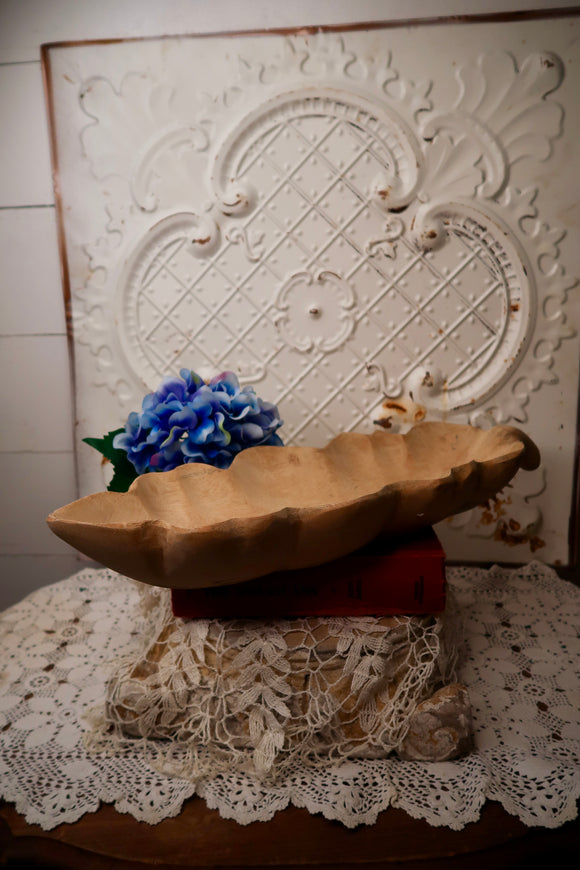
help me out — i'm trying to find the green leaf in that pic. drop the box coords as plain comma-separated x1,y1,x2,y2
83,429,125,462
107,460,139,493
83,429,139,493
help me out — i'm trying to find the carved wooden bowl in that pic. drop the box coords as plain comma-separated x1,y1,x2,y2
47,422,540,589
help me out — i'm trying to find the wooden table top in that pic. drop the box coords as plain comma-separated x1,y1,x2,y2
1,796,578,869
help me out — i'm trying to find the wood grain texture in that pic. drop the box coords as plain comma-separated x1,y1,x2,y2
46,423,540,589
1,798,578,869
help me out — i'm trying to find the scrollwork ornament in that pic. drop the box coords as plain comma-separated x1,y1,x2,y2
72,36,576,455
364,363,404,401
209,87,423,219
186,215,221,259
225,226,265,262
418,51,565,204
131,124,210,212
365,217,405,259
217,181,256,218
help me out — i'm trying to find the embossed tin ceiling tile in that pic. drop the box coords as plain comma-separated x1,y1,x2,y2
43,17,580,565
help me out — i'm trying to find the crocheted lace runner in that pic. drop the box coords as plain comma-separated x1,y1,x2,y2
0,562,578,830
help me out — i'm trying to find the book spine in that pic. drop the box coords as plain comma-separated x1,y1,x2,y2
171,555,446,619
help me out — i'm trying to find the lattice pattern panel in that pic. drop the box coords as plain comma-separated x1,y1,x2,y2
45,18,580,564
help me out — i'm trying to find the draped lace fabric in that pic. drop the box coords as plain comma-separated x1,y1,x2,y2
0,563,578,831
95,587,458,779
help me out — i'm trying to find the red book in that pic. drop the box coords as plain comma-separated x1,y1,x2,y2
171,527,446,619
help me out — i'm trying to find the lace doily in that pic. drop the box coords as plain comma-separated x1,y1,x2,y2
0,562,578,831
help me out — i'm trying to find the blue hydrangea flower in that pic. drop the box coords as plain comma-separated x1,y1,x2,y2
113,369,283,474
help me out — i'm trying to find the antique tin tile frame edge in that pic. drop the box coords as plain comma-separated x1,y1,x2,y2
40,6,580,574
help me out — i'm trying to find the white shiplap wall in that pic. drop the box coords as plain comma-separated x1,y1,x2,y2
0,59,79,607
0,0,576,609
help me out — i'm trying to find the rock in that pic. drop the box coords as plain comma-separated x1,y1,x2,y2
397,683,473,762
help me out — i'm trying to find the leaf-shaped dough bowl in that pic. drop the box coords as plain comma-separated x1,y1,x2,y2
47,422,539,589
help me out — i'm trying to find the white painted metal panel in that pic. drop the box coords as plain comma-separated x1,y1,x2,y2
45,17,580,565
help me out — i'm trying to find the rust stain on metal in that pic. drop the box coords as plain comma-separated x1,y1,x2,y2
494,521,546,552
221,193,249,216
479,506,495,525
375,395,428,428
478,497,545,552
479,494,511,525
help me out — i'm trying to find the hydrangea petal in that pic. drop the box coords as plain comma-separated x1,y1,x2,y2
160,426,185,449
230,422,265,442
112,432,135,451
213,411,232,446
181,444,208,462
186,418,215,445
180,368,204,395
168,407,198,429
210,371,239,395
145,426,167,446
113,368,283,475
190,389,219,413
156,376,189,403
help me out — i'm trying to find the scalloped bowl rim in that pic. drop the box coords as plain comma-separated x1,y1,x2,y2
46,422,540,588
